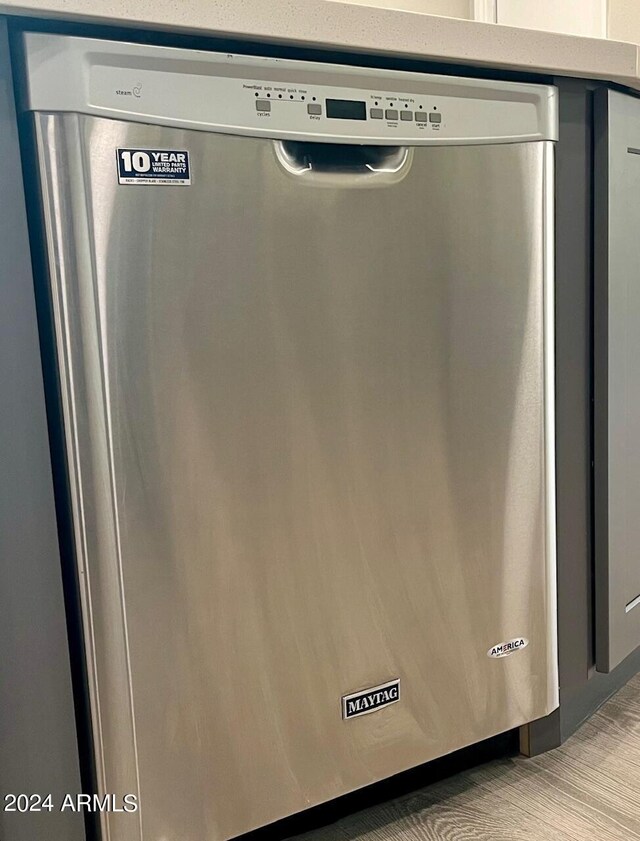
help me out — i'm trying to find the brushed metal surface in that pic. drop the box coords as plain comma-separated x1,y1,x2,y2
34,113,557,841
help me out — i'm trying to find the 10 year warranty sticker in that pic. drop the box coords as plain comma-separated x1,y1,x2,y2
116,148,191,185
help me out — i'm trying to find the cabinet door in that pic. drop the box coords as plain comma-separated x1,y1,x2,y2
595,89,640,672
0,17,84,841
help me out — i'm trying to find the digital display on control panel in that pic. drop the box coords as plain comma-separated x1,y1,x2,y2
325,99,367,121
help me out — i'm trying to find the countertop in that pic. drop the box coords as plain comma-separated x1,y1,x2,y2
1,0,640,90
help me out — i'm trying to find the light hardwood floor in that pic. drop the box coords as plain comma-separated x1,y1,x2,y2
296,675,640,841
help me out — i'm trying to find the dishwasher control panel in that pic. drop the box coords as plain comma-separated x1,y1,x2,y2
246,80,444,137
22,33,558,146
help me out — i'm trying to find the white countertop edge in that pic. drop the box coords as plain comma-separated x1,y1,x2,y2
1,0,640,91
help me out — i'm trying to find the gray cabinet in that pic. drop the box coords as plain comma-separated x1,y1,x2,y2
0,17,84,841
595,89,640,673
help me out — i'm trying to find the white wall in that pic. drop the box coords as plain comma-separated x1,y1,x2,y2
608,0,640,44
495,0,607,38
333,0,473,18
332,0,640,44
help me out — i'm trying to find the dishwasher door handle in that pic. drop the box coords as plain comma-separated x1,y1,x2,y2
273,141,413,188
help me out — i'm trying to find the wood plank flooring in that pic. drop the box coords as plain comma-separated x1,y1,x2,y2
295,675,640,841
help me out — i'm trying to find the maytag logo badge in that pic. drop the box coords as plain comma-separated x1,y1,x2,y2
487,638,529,659
342,679,400,720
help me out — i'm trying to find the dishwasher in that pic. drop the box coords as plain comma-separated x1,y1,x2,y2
20,33,558,841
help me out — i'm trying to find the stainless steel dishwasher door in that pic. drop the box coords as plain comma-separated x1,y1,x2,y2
35,113,556,841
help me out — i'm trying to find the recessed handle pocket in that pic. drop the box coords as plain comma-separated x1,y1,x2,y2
273,141,413,188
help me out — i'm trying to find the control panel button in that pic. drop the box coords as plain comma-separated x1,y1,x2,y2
429,112,442,123
307,103,322,116
370,108,383,120
400,110,413,121
256,99,271,112
385,109,399,121
415,112,428,122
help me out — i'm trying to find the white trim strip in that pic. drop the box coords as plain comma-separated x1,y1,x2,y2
625,593,640,614
543,140,559,712
473,0,497,23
